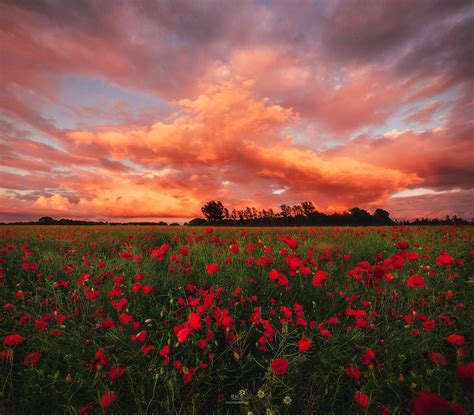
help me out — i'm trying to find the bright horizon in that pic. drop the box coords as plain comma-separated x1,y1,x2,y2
1,1,473,222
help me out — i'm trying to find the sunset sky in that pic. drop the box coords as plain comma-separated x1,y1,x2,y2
1,0,473,222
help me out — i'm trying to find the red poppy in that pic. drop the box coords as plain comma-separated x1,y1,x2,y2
447,334,465,347
119,313,134,325
141,344,155,356
407,274,425,289
182,366,196,384
177,327,192,343
312,270,328,287
206,264,218,275
422,320,435,331
272,358,289,375
408,391,466,415
3,334,25,347
286,237,298,250
23,351,39,367
345,366,362,381
297,335,312,352
429,352,446,367
131,330,147,343
94,348,109,368
397,241,409,250
188,312,202,330
436,254,454,266
159,345,171,357
100,391,117,410
143,285,153,295
354,390,370,409
109,366,125,381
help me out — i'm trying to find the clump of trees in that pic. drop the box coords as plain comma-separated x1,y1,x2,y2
197,200,472,226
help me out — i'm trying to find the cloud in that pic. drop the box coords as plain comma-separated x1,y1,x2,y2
1,80,423,220
386,189,474,220
0,0,472,221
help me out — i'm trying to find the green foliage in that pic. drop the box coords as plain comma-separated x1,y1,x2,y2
0,225,473,414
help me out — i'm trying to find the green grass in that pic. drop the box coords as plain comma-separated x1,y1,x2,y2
0,225,473,414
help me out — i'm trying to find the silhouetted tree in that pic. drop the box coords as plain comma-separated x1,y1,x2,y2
280,204,291,218
188,218,207,226
301,201,315,216
201,201,226,222
373,209,393,225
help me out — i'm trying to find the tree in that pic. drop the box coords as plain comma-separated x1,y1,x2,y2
373,209,393,225
280,204,291,217
349,207,373,225
301,201,315,216
188,218,207,226
38,216,55,225
201,200,226,222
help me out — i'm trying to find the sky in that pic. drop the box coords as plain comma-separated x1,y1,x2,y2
0,0,473,222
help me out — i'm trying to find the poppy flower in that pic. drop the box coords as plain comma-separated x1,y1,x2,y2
24,351,40,367
177,327,192,343
272,358,289,375
297,335,312,352
354,390,370,409
109,366,125,381
447,334,466,347
159,345,171,357
141,344,155,356
408,391,466,415
422,320,435,331
456,362,474,393
131,330,147,342
436,254,454,266
407,274,425,289
188,312,202,330
100,391,117,410
312,270,328,287
3,334,25,347
94,348,109,368
206,264,218,275
429,352,446,367
345,366,362,382
397,241,409,250
182,366,196,384
230,244,239,253
286,237,298,250
119,313,134,325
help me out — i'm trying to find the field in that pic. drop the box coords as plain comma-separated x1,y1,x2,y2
0,225,473,414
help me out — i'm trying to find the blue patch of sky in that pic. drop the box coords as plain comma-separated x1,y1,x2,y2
0,114,65,150
120,159,147,173
285,125,342,151
47,77,170,129
62,77,167,109
349,86,459,139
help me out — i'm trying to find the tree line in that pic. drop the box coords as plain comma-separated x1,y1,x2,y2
194,200,472,226
0,205,470,227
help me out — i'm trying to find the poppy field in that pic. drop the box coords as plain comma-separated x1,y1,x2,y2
0,225,473,414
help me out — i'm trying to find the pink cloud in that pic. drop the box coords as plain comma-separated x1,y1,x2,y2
0,1,472,221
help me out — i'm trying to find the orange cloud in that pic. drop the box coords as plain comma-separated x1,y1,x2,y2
0,1,472,221
0,80,423,221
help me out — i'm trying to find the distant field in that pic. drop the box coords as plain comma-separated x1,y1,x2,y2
0,226,473,414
